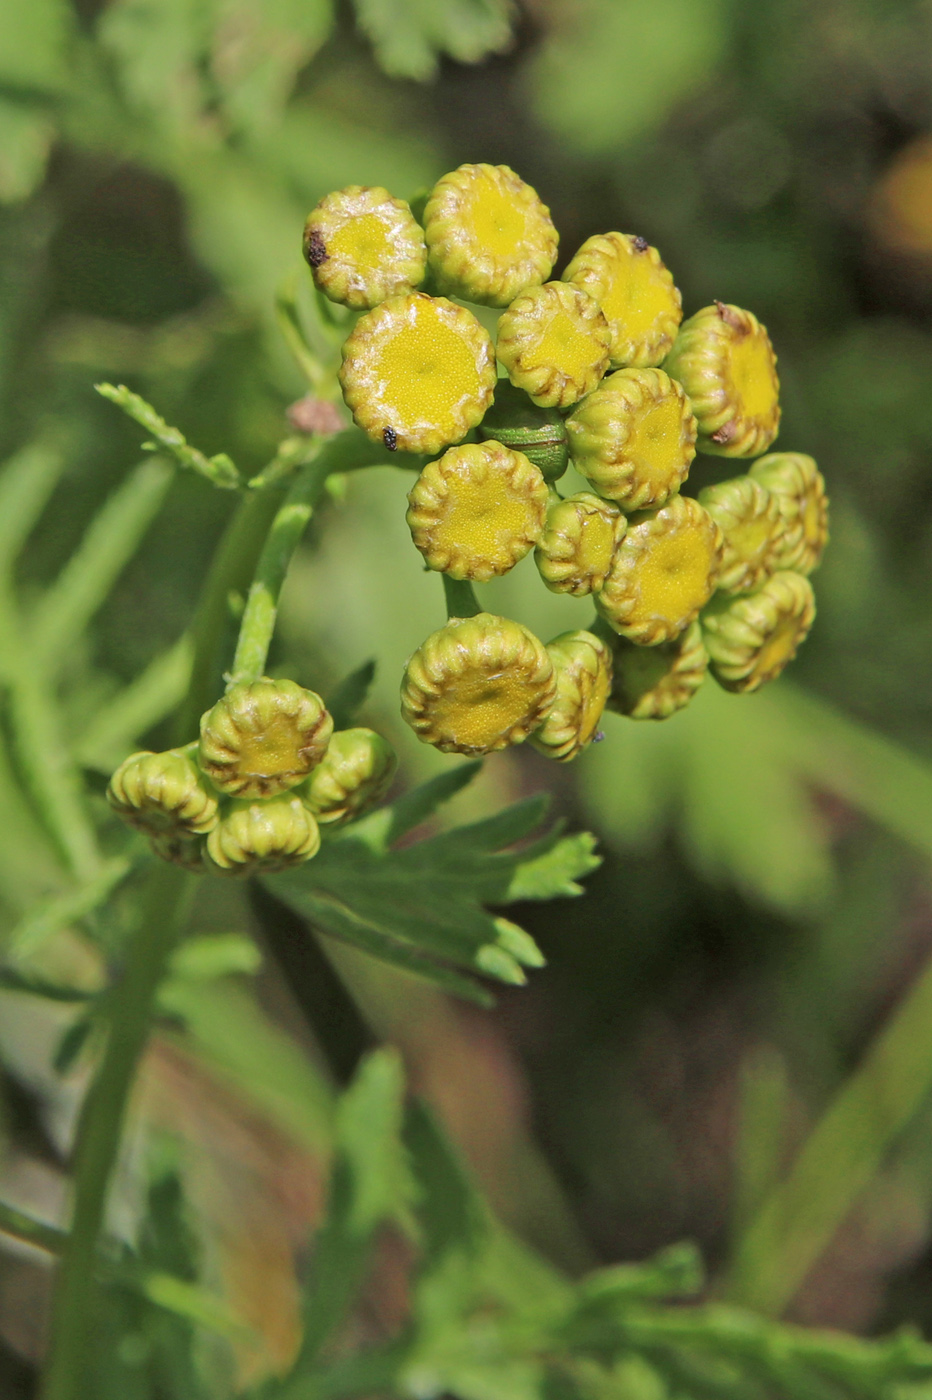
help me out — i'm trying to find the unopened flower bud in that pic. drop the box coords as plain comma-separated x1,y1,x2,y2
339,293,496,455
530,631,612,762
597,495,724,646
107,747,218,837
423,163,558,307
566,369,697,512
205,795,321,875
749,452,829,575
663,302,780,457
534,492,626,596
496,281,610,409
562,232,682,369
302,186,427,309
406,441,548,581
199,679,333,800
698,475,783,593
401,612,555,755
477,379,569,482
606,621,707,720
303,728,397,826
702,571,815,693
149,830,207,872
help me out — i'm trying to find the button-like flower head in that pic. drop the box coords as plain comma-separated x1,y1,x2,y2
496,282,610,409
199,678,333,800
749,452,829,575
303,186,427,309
530,631,612,762
563,232,682,369
664,302,780,457
698,474,784,594
401,612,556,755
702,571,816,693
534,492,626,596
303,728,397,826
205,796,321,875
423,163,558,307
606,621,708,720
107,747,218,836
339,293,496,454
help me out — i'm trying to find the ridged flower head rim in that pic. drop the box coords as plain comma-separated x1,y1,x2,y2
303,728,397,826
205,795,321,875
496,281,611,409
562,232,683,369
530,631,612,762
702,570,816,693
664,302,780,457
698,474,785,594
534,492,626,596
423,163,558,307
606,621,708,720
303,185,427,309
107,747,218,836
406,440,549,581
339,293,496,455
198,678,333,800
750,452,829,575
401,612,556,755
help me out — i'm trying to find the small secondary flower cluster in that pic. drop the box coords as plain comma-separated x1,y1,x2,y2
107,679,395,874
304,164,829,760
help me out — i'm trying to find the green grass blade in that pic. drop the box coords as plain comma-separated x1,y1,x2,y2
0,438,65,575
73,634,193,772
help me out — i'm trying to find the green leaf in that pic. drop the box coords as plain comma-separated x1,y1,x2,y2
352,0,514,81
6,857,131,959
97,0,210,132
53,1013,95,1074
95,383,241,489
209,0,333,136
167,932,262,981
0,437,65,577
326,659,377,732
0,98,55,204
0,0,72,93
505,829,601,902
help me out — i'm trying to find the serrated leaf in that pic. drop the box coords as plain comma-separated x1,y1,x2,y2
352,0,514,81
505,830,601,902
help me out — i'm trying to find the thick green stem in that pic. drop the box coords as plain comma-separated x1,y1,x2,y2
39,860,193,1400
443,575,482,618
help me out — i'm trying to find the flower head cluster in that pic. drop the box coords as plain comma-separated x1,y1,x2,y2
307,164,829,755
107,679,396,874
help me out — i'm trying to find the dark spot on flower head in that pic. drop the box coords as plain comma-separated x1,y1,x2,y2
306,229,327,268
631,235,649,252
383,426,397,451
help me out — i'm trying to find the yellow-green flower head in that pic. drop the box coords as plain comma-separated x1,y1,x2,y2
597,494,724,645
107,747,218,837
698,475,784,594
607,621,707,720
401,612,556,756
302,186,427,310
749,452,829,575
534,492,626,596
303,728,397,826
566,368,697,512
199,678,333,800
205,795,321,875
496,282,611,409
562,232,683,369
663,302,780,457
149,830,208,872
339,293,496,455
530,630,612,762
423,163,558,307
406,440,548,581
702,570,816,693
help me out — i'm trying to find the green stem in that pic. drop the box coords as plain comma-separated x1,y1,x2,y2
39,861,193,1400
0,1199,67,1254
443,575,482,618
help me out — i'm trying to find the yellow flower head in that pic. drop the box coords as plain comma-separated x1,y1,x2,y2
749,452,829,575
664,302,780,457
401,612,556,755
423,163,558,307
607,621,707,720
199,678,333,800
597,494,724,645
303,185,427,309
530,631,612,762
339,293,496,454
406,440,548,581
303,728,397,826
702,570,816,693
562,232,682,368
698,474,784,594
107,747,218,837
496,281,611,409
566,368,697,511
205,795,321,875
534,492,626,596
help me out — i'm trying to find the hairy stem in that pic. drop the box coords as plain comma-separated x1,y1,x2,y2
40,860,193,1400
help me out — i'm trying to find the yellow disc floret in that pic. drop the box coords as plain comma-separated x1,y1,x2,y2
199,678,333,800
664,302,780,457
702,571,816,693
496,282,611,409
698,475,784,594
339,293,496,454
749,452,829,575
205,795,321,875
606,621,707,720
534,492,626,596
566,368,697,511
562,232,682,369
530,630,612,762
303,186,427,309
400,612,556,755
423,164,558,307
597,494,724,645
406,440,549,581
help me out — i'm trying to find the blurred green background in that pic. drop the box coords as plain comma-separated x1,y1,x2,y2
6,0,932,1390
